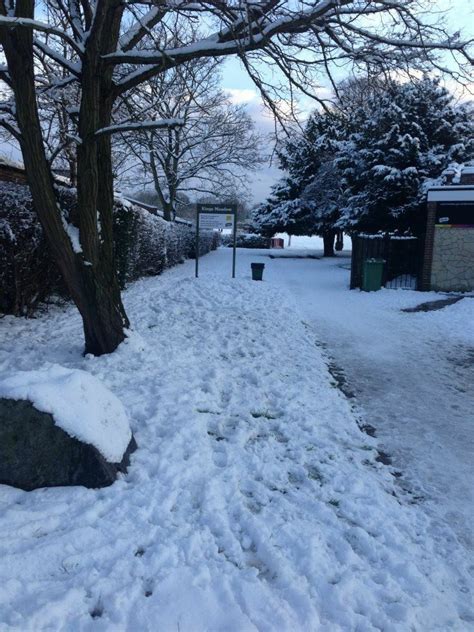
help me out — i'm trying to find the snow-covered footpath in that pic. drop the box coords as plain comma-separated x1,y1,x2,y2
0,249,472,630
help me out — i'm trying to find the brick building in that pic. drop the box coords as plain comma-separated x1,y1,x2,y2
421,167,474,292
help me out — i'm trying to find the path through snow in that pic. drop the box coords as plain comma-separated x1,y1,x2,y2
262,247,474,553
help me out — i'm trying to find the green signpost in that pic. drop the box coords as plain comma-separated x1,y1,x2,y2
195,203,237,278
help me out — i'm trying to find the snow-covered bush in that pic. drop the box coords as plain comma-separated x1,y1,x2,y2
124,210,217,282
221,232,270,248
113,199,140,287
193,227,220,257
0,182,62,316
0,182,216,316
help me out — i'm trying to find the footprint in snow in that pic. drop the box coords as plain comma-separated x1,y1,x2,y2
288,471,305,487
207,430,226,442
305,464,324,484
143,579,154,597
213,449,228,468
89,600,104,619
246,499,264,514
270,427,289,443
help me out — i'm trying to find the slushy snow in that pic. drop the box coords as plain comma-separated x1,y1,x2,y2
0,366,131,462
0,243,472,630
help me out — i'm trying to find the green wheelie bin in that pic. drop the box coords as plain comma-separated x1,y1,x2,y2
362,258,385,291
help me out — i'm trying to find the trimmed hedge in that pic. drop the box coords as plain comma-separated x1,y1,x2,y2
221,232,270,249
0,182,217,316
0,183,61,316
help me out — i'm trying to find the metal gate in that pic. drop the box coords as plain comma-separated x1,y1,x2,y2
350,234,421,290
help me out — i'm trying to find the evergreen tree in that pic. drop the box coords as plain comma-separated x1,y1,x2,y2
254,77,473,242
253,112,344,253
337,77,474,233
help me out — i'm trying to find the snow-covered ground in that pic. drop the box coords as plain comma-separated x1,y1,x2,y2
264,243,474,549
0,243,473,630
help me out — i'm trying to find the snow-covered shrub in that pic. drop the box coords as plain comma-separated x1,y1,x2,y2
114,200,140,287
125,210,216,280
131,209,167,280
176,222,196,260
0,182,62,316
221,232,269,248
0,182,217,315
192,228,220,257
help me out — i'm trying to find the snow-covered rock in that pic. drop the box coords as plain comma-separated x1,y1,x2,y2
0,366,136,490
0,365,132,463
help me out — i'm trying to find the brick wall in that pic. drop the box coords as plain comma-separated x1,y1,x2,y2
430,227,474,291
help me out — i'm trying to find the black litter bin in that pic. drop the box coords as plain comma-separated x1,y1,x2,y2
251,262,265,281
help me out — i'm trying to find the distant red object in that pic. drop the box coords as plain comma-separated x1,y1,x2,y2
270,238,284,249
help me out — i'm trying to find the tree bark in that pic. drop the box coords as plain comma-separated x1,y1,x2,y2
75,0,129,354
322,230,336,257
162,201,173,222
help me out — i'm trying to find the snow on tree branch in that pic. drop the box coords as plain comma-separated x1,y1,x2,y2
119,6,167,52
95,119,184,136
105,0,473,98
34,40,82,76
0,114,20,140
0,15,84,55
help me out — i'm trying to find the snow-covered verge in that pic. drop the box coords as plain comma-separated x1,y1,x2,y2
0,366,131,462
0,254,471,630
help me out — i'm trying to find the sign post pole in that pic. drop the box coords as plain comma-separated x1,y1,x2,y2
232,209,237,279
195,209,200,278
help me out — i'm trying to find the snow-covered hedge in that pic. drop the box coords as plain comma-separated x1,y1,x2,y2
0,182,62,316
0,182,217,316
115,203,218,285
221,232,270,249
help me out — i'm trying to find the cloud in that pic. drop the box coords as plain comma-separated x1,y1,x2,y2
248,163,283,205
224,88,259,105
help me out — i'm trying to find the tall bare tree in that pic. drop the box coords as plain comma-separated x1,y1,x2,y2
0,0,471,355
119,56,263,220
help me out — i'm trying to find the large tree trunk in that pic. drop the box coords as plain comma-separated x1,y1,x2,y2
75,0,129,354
322,230,337,257
0,0,129,356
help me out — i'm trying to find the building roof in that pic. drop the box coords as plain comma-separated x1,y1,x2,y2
427,186,474,202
